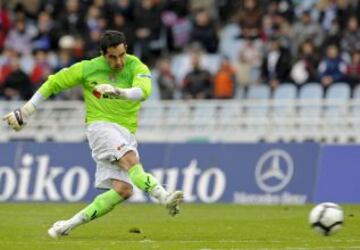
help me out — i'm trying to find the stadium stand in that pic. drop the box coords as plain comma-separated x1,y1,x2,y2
0,0,359,143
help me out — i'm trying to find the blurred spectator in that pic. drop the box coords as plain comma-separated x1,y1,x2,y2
0,48,17,85
317,0,348,31
161,0,191,51
216,0,240,24
291,40,320,85
341,16,360,54
318,44,347,87
30,49,52,91
12,2,32,21
293,0,319,18
267,15,292,51
112,0,135,22
55,50,75,73
234,0,262,38
4,18,34,55
92,0,113,21
0,3,11,50
84,29,102,59
38,0,64,19
3,55,32,100
233,38,263,86
134,0,164,65
32,11,59,51
213,57,235,99
324,16,342,45
156,57,177,100
72,36,85,61
55,36,76,72
110,12,134,53
261,37,292,90
276,0,295,23
233,52,252,88
86,6,102,32
58,0,86,36
190,0,215,11
189,8,219,53
346,50,360,87
291,10,324,54
182,53,213,99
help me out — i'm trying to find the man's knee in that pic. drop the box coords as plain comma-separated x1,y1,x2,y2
113,182,133,199
117,150,139,171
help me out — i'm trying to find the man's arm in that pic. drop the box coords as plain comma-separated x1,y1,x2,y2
2,61,84,131
94,64,152,101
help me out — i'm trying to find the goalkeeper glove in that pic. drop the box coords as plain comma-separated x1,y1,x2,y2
93,84,126,99
2,102,36,131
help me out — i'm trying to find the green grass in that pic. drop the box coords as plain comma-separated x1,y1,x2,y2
0,204,359,250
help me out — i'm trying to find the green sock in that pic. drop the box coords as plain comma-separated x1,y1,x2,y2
82,189,124,221
128,164,158,192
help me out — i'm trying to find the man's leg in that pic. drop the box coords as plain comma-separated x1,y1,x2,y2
117,151,183,216
48,180,132,238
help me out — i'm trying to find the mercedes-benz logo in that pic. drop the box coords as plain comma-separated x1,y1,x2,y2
255,149,294,193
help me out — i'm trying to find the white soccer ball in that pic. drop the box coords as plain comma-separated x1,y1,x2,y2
309,202,344,236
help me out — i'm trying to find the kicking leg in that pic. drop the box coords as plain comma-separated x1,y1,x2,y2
117,150,183,216
48,180,132,238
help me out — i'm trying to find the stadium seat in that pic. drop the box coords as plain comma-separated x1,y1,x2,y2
246,84,271,100
244,84,271,140
297,83,324,141
353,85,360,98
323,83,351,142
271,84,298,141
350,85,360,142
352,85,360,116
272,83,297,116
188,101,218,137
299,83,323,117
245,84,271,116
324,83,351,117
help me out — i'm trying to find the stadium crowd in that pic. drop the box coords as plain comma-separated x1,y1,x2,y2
0,0,359,101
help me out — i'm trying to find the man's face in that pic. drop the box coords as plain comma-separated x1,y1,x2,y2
104,43,127,71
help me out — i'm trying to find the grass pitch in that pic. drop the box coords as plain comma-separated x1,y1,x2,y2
0,203,359,250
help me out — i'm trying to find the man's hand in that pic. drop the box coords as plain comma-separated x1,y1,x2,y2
2,102,36,131
93,84,126,99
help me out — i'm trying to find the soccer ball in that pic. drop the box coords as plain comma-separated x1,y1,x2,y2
309,202,344,236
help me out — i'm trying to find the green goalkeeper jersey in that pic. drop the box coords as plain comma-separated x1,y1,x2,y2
38,54,152,134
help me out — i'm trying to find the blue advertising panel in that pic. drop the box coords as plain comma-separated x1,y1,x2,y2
221,143,319,204
0,142,320,204
0,142,96,202
314,145,360,203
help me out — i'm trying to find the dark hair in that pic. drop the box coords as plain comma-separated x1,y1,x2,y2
100,30,127,54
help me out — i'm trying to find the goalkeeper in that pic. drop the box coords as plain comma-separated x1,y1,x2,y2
2,30,183,238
